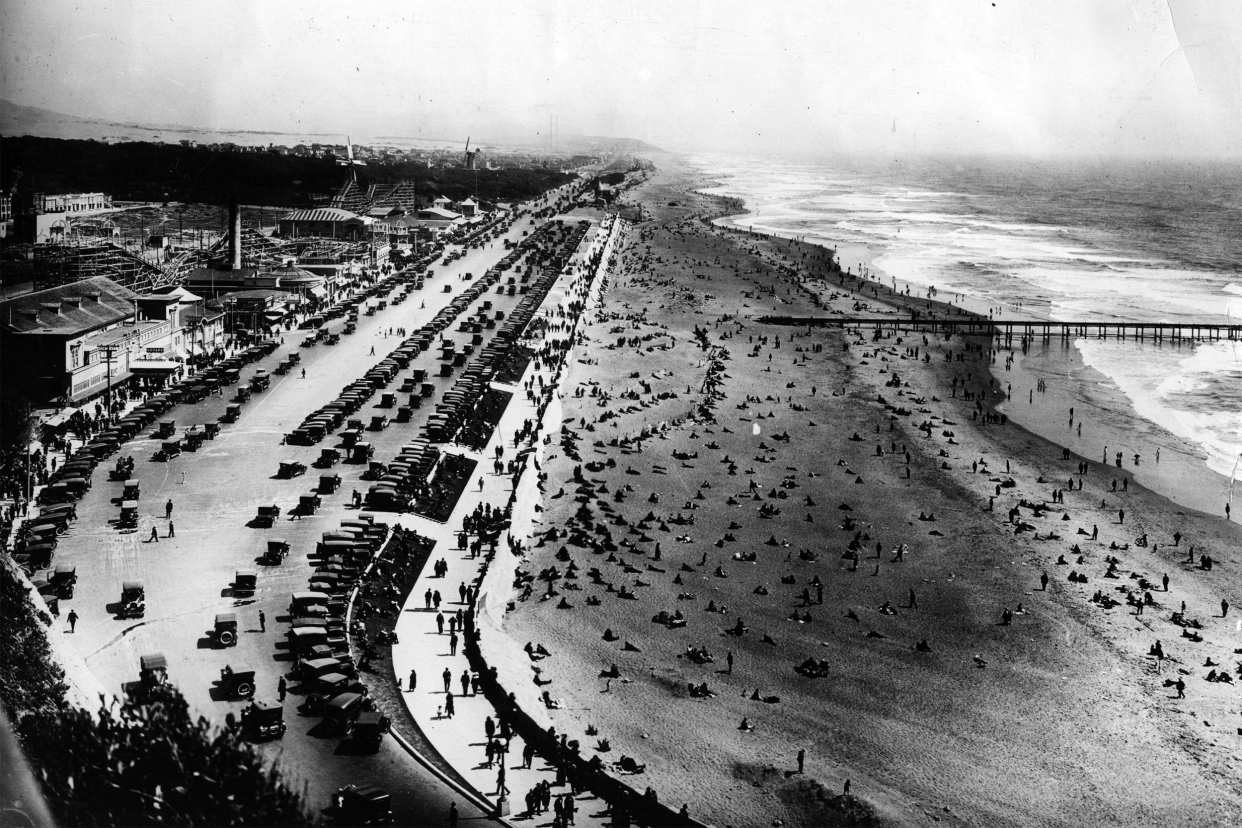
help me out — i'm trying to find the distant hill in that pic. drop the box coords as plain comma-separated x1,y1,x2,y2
0,99,661,156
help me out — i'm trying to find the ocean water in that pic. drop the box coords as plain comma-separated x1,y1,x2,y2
693,154,1242,489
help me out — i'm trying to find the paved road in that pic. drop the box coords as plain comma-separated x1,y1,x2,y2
44,194,581,825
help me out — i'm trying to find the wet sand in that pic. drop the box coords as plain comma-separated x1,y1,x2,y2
492,160,1242,828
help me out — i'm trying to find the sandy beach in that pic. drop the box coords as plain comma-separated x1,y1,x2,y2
484,158,1242,828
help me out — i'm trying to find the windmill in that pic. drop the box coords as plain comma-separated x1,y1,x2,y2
335,136,368,181
463,137,479,170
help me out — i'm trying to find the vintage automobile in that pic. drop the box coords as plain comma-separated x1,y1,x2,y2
154,440,181,462
318,473,342,494
253,505,281,528
244,697,286,740
318,448,342,467
289,591,333,617
222,403,243,423
119,580,145,618
323,783,392,826
235,386,253,403
51,564,77,599
322,691,368,734
213,612,239,646
139,653,168,686
118,500,139,530
351,442,375,463
351,710,390,750
264,537,290,565
122,480,141,501
295,655,358,682
286,626,346,660
204,422,221,439
250,370,271,391
184,430,206,452
301,676,366,717
157,420,177,438
218,663,257,699
278,461,308,479
299,492,323,515
233,570,258,597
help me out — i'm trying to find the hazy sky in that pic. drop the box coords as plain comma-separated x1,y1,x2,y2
2,0,1239,157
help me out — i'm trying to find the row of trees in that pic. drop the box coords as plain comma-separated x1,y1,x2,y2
1,136,574,209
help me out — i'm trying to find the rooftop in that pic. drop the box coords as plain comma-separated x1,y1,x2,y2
1,276,138,336
280,208,370,223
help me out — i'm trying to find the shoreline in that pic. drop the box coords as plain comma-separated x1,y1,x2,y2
704,181,1237,518
502,161,1241,828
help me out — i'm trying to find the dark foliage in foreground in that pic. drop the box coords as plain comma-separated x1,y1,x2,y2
18,684,311,827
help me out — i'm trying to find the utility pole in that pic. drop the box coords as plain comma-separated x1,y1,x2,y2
100,344,119,421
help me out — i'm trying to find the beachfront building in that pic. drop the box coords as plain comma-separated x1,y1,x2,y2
416,206,465,233
0,275,179,406
277,207,373,240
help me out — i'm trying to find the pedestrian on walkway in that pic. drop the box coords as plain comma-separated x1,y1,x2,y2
436,612,445,634
67,609,78,633
445,693,455,718
450,632,458,656
485,715,495,740
434,590,442,609
443,667,452,694
165,499,173,519
522,741,535,768
425,588,432,609
278,676,287,701
497,764,508,796
408,668,417,692
150,525,159,543
259,610,266,632
460,670,470,696
167,521,174,538
448,801,458,828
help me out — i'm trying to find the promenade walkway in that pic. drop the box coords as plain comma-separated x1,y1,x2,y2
390,216,622,826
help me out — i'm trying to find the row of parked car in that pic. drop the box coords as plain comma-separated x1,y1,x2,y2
284,514,393,748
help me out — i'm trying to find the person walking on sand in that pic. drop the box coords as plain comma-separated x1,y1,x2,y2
909,589,918,609
67,609,78,633
165,499,173,520
844,779,851,795
150,525,159,543
1175,678,1185,699
1119,508,1125,525
1040,571,1049,591
726,650,734,674
1223,599,1230,617
797,749,805,774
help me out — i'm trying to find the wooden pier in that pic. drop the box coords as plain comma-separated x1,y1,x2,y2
757,316,1242,343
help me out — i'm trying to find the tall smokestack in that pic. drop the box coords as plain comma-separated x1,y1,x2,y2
228,199,242,270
